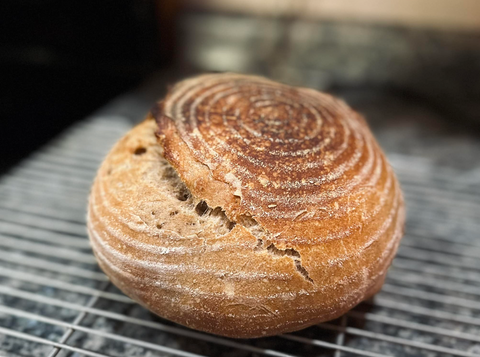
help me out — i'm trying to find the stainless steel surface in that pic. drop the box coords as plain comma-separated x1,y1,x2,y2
1,107,480,356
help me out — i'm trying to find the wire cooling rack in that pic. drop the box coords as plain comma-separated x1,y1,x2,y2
1,113,480,357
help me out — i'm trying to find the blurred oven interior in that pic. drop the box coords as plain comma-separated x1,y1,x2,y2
1,1,480,356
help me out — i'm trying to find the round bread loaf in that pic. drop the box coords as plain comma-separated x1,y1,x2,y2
87,73,405,338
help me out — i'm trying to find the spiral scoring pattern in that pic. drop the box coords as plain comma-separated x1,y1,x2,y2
88,73,405,338
157,74,398,244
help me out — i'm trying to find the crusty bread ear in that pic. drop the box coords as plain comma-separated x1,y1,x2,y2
87,73,405,338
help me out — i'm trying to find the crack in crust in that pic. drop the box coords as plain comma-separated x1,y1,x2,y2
161,154,313,282
265,242,314,284
194,198,313,283
162,156,267,239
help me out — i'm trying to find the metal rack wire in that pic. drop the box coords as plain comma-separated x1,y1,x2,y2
1,114,480,357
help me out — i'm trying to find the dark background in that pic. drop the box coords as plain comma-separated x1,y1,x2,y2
0,0,176,173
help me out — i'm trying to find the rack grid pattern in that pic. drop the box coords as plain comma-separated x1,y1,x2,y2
1,115,480,357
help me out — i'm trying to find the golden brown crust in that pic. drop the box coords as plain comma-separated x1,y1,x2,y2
87,73,405,338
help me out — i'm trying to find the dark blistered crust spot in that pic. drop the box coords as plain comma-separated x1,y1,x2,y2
134,147,147,155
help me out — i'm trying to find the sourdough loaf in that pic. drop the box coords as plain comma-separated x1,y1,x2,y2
87,73,405,338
